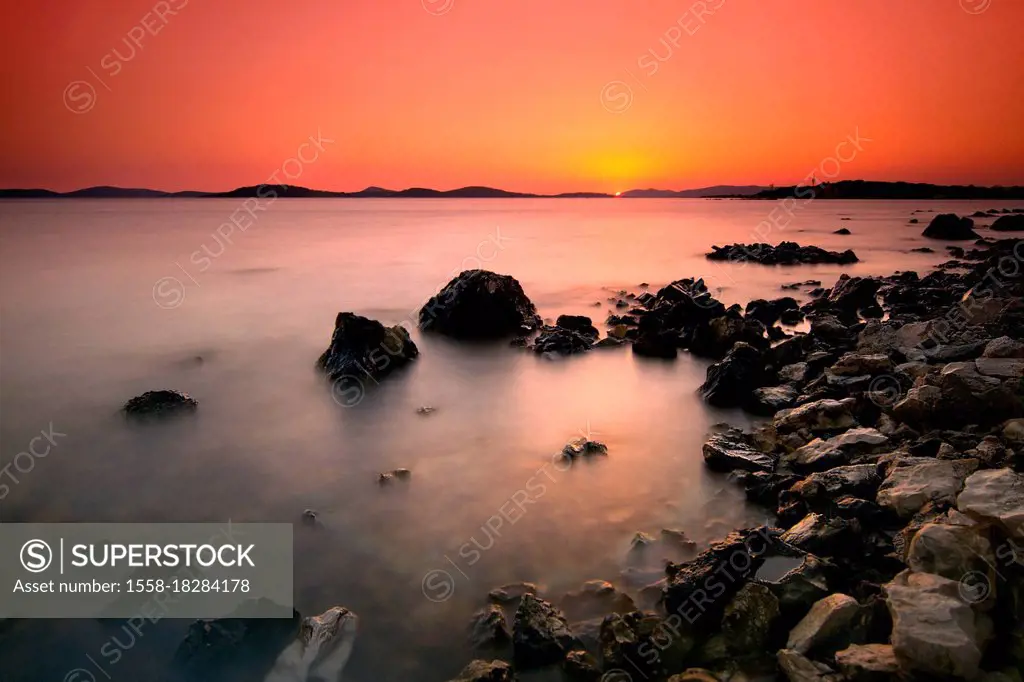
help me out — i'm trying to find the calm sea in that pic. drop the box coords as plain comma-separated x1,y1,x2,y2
0,198,1012,681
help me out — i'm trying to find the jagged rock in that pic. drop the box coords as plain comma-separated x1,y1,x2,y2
561,437,609,460
774,398,857,436
745,297,800,326
702,429,776,473
707,242,858,265
885,571,985,679
512,594,574,668
533,327,594,355
317,312,418,381
779,362,813,384
699,342,766,408
788,465,881,505
123,389,198,417
825,276,882,316
419,270,541,338
721,583,780,652
556,315,599,339
827,353,893,377
808,315,851,342
488,582,538,604
783,429,888,472
834,644,899,682
922,214,980,240
876,458,980,518
779,514,855,556
957,468,1024,538
762,554,832,616
562,650,601,682
907,522,996,589
690,313,768,359
469,604,510,648
787,593,862,655
447,660,513,682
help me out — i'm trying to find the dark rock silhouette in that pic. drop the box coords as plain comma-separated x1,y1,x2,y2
990,214,1024,231
122,390,198,418
317,312,418,381
921,214,979,240
707,242,858,265
420,270,540,339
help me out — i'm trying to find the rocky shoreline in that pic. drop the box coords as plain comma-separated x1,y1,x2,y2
127,215,1023,682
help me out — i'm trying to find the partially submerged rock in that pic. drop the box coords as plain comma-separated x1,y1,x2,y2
419,270,541,338
317,312,418,381
922,213,980,240
706,242,858,265
123,389,198,418
512,594,574,668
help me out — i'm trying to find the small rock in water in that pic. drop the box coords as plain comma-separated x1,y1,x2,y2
301,509,318,525
123,389,198,418
561,437,608,459
416,406,437,415
834,227,852,235
378,469,411,485
468,603,510,649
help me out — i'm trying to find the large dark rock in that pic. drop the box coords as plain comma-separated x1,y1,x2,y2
533,327,594,355
317,312,418,381
555,315,599,339
921,214,979,240
991,214,1024,231
419,270,541,338
123,390,198,418
699,342,765,407
706,241,858,265
745,297,799,326
689,312,768,359
512,594,574,668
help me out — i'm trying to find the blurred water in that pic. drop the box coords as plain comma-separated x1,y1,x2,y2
0,198,1012,681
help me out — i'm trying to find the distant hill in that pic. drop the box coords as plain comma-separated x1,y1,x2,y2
621,185,769,198
747,180,1024,200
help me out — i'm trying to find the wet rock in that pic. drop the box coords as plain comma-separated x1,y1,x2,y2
827,353,892,377
317,312,418,381
745,297,799,326
633,331,678,359
876,458,979,518
922,214,980,240
788,464,881,505
469,604,510,648
699,342,765,408
447,660,513,682
123,389,198,417
787,593,862,655
562,650,600,682
512,594,574,668
834,643,899,682
991,214,1024,231
984,336,1024,358
707,242,858,265
702,428,777,473
760,554,832,616
824,276,882,317
784,429,889,472
419,270,541,338
885,570,985,679
559,580,636,621
561,437,609,460
957,468,1024,538
556,315,599,339
721,582,780,652
779,513,855,556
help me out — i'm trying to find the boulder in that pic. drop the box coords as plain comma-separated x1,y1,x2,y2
469,604,510,648
984,336,1024,358
957,468,1024,539
317,312,418,381
885,571,985,679
825,276,881,316
786,593,862,655
788,464,881,505
922,214,980,240
721,582,780,652
559,580,636,622
446,660,513,682
632,331,678,359
512,594,574,668
555,314,599,339
833,644,899,682
827,353,893,377
702,429,777,473
748,385,801,415
784,429,888,472
419,270,540,338
698,342,765,408
876,458,980,518
761,554,832,616
123,389,198,418
975,357,1024,379
779,514,855,556
776,649,841,681
907,522,996,588
745,297,799,326
991,214,1024,231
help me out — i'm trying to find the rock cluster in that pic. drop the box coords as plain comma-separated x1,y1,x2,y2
706,241,859,265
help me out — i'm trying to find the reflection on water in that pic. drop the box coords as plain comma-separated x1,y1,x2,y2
0,198,1011,680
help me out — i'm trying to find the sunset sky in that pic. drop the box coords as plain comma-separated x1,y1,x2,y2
2,0,1022,193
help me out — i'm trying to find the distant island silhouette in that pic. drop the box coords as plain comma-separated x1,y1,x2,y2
1,181,1022,200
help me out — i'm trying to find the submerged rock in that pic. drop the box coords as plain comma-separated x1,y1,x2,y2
419,269,540,338
316,312,418,381
123,389,198,417
469,604,510,649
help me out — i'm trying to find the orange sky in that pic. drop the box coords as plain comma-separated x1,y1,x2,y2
2,0,1022,193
